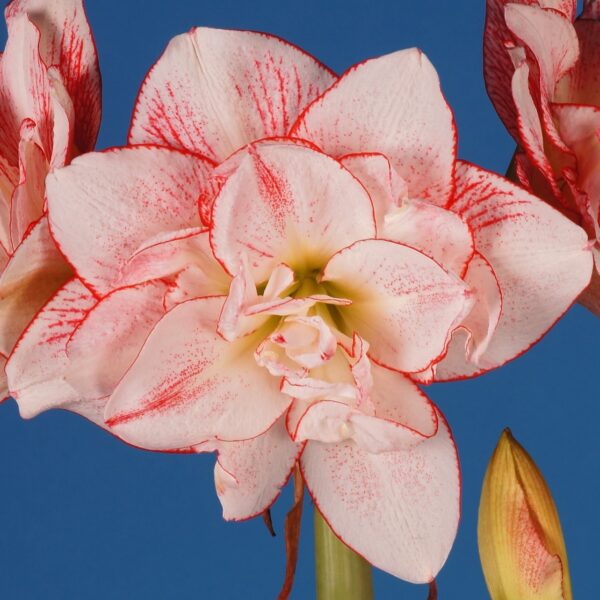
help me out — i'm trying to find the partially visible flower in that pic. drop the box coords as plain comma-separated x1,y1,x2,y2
0,0,101,395
484,0,600,313
478,429,571,600
6,28,591,585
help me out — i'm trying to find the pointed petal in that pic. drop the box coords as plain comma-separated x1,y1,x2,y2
301,408,460,583
129,27,335,161
210,141,376,281
46,146,214,295
66,281,167,399
293,49,456,206
6,0,102,152
0,218,71,356
6,278,96,418
105,296,291,450
211,417,302,521
442,161,592,378
321,239,472,373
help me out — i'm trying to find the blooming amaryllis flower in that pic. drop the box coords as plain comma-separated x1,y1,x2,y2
7,29,591,583
484,0,600,313
0,0,101,395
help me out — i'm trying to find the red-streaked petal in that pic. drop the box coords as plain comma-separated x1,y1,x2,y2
46,146,214,295
6,278,96,418
66,281,167,399
443,161,592,379
210,141,376,281
483,0,576,138
129,27,335,161
321,239,472,374
47,67,74,169
6,0,102,152
210,417,302,521
105,296,291,450
301,407,460,583
0,218,71,356
293,48,456,207
382,200,474,276
0,14,51,163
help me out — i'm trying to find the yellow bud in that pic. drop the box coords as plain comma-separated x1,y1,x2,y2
478,429,572,600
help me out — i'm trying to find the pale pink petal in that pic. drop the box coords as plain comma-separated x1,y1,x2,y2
483,0,576,137
129,27,335,161
321,239,472,373
0,154,18,253
510,60,560,196
382,200,474,276
432,253,503,380
65,282,168,399
0,353,7,400
0,218,71,357
339,153,408,225
442,161,592,379
553,104,600,233
105,296,291,450
119,228,229,295
46,146,214,295
505,4,579,100
292,49,456,207
6,278,96,418
210,141,376,281
301,408,460,583
47,66,74,168
210,417,302,521
0,14,51,163
6,0,102,152
10,120,47,246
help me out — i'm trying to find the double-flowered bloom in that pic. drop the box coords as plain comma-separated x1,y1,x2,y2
484,0,600,312
6,27,592,582
0,0,100,395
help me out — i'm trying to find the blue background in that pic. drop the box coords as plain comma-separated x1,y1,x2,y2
0,1,596,598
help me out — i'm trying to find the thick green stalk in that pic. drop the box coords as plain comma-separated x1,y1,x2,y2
314,507,374,600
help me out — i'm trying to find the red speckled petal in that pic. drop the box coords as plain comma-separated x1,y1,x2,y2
46,146,214,295
66,281,167,399
293,48,456,207
105,296,291,451
301,407,459,583
6,278,96,418
442,161,592,379
129,27,335,162
321,239,472,374
0,218,71,357
210,417,302,521
210,141,376,281
6,0,102,152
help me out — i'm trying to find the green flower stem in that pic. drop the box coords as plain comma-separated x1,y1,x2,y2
314,507,374,600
